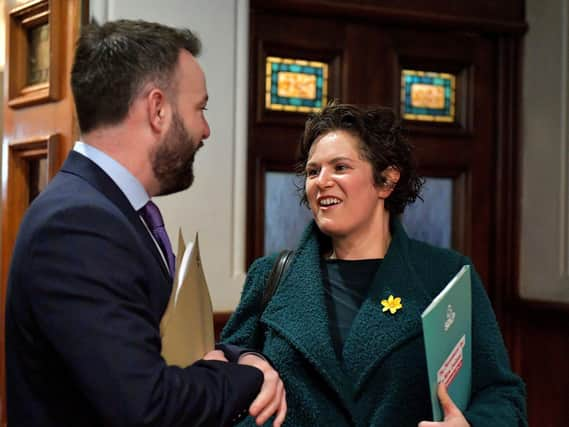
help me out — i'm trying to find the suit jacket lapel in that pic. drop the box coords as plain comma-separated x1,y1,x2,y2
342,220,432,394
60,151,171,281
261,223,352,406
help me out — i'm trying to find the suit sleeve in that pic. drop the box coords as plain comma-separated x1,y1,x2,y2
461,258,528,427
220,256,275,351
23,205,262,427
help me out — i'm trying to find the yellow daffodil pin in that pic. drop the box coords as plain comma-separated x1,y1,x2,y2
381,295,403,314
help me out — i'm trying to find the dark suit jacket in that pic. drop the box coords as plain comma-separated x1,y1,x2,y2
5,151,262,427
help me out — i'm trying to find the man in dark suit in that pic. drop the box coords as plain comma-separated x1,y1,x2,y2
5,20,286,427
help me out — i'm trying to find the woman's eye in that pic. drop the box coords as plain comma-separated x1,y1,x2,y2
335,164,348,171
306,168,318,177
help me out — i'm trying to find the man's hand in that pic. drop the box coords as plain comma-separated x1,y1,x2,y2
238,354,287,426
202,350,228,362
418,383,470,427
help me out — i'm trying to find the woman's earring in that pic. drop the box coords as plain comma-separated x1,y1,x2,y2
383,179,396,190
382,166,400,190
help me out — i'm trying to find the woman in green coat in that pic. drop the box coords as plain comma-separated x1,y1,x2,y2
222,103,527,427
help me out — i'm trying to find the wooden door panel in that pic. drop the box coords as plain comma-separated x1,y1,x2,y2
343,24,396,106
248,10,495,284
246,4,549,423
0,1,86,424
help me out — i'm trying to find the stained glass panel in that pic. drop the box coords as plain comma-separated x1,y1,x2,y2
265,56,328,113
401,70,456,123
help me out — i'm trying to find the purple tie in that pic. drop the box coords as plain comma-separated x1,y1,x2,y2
139,201,176,279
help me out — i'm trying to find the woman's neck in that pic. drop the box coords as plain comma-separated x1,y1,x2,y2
330,213,392,260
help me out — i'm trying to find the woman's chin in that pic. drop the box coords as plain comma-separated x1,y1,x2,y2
316,221,344,239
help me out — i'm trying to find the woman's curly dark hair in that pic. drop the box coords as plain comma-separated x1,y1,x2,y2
295,102,424,216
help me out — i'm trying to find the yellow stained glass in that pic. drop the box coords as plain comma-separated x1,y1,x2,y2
411,84,445,109
277,72,316,99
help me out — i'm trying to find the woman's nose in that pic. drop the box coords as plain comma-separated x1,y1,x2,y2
316,168,333,188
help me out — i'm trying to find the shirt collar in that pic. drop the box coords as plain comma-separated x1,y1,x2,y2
73,141,149,211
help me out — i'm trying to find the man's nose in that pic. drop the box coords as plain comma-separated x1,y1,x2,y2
202,119,211,140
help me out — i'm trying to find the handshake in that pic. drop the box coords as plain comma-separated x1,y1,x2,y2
204,350,287,426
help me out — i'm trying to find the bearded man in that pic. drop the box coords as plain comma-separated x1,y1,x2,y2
5,20,286,427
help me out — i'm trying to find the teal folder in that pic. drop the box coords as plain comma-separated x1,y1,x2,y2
421,265,472,421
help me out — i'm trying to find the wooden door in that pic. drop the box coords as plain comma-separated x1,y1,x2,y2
0,0,87,424
247,0,525,417
247,2,521,293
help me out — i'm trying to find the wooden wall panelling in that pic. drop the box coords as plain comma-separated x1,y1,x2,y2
248,7,499,288
342,23,395,106
467,34,495,287
387,27,496,286
450,171,471,261
494,35,521,352
7,0,62,108
247,10,346,264
2,135,60,269
251,0,526,34
1,1,86,425
518,303,569,426
246,0,546,424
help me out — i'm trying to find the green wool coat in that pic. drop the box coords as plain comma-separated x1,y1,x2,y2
221,220,527,427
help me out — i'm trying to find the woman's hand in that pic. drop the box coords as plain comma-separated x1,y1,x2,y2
418,384,470,427
238,353,287,427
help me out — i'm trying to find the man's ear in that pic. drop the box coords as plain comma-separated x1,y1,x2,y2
377,166,401,199
147,88,169,132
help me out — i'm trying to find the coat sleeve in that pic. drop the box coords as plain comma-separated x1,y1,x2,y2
20,204,263,427
462,258,528,427
220,256,276,351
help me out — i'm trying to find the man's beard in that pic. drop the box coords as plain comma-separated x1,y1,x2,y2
151,111,202,196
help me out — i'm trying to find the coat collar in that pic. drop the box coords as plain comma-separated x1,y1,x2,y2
261,219,432,402
342,220,432,394
261,221,353,408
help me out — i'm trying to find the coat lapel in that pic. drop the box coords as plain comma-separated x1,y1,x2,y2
261,223,353,406
342,221,432,394
60,151,171,282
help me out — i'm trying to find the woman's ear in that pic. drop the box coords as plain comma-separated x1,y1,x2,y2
378,166,401,198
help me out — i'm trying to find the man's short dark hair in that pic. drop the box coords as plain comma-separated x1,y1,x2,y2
295,102,424,216
71,19,201,133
